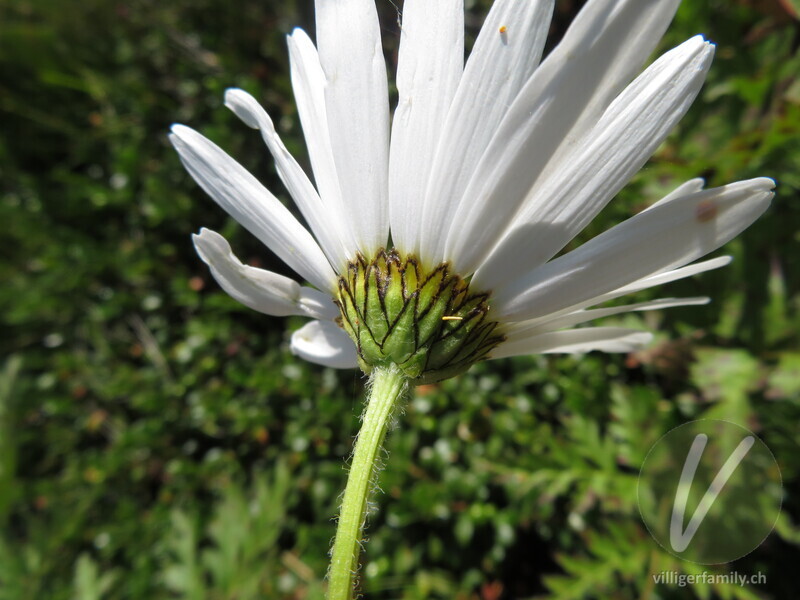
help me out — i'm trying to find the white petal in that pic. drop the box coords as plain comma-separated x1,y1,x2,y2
170,125,337,293
287,29,357,258
497,256,731,340
418,0,554,263
493,178,774,321
607,256,732,300
470,37,714,287
645,177,706,212
388,0,463,256
193,228,338,320
315,0,390,255
492,327,653,359
290,320,358,369
224,88,350,271
504,297,709,341
434,0,681,270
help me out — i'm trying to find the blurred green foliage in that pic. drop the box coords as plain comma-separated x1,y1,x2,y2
1,0,799,598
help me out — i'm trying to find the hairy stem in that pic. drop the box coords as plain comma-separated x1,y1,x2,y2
327,364,407,600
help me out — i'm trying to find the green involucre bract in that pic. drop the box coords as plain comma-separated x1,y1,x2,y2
336,249,505,384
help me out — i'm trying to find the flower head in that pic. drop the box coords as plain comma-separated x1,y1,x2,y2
171,0,774,384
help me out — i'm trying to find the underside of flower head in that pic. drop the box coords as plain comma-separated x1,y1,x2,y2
336,250,504,384
170,0,775,380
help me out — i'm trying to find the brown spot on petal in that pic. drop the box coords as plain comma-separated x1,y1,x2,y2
696,200,718,222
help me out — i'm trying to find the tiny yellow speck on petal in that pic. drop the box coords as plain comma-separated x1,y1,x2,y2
499,25,507,34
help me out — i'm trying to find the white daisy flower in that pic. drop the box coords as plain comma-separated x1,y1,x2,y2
170,0,774,385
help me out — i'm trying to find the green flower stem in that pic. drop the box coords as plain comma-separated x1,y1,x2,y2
327,364,408,600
